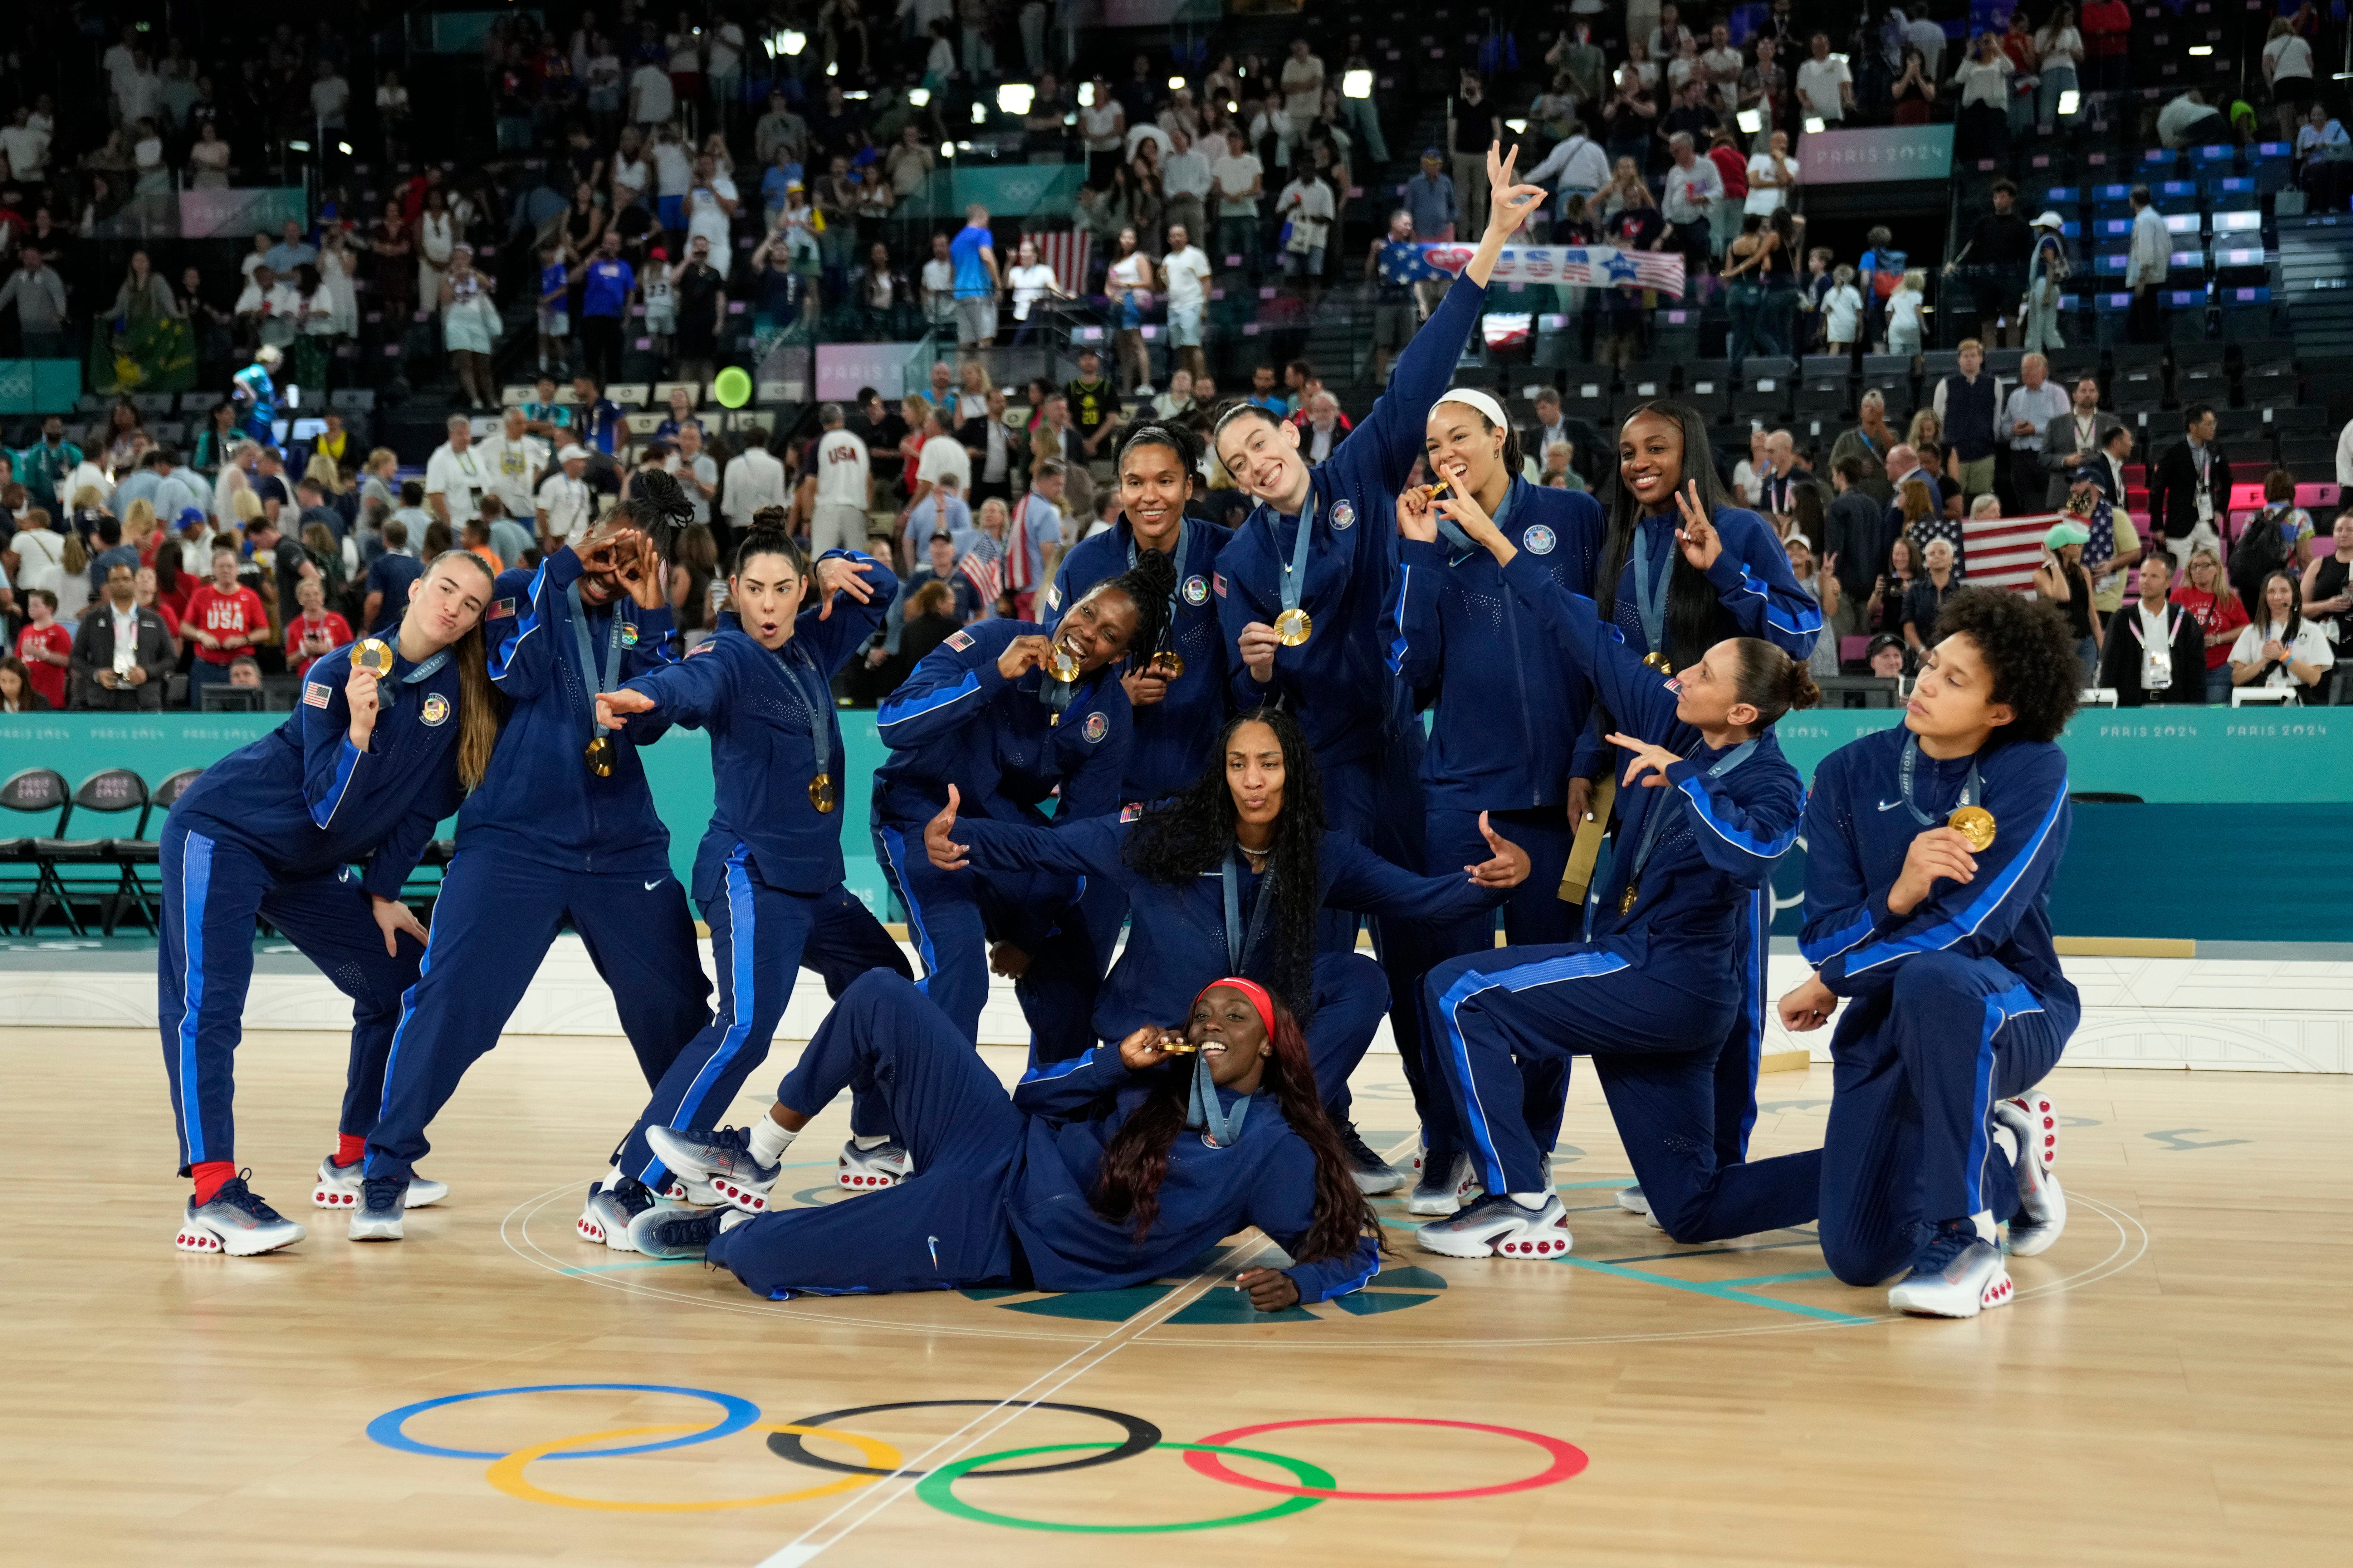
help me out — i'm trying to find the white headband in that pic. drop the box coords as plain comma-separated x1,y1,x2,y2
1433,387,1509,432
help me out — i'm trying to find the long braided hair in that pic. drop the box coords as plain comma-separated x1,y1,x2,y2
1594,400,1746,671
1074,547,1179,668
1091,985,1382,1265
613,465,698,560
1122,706,1323,1019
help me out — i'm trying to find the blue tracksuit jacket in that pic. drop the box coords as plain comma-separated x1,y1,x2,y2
1213,275,1487,767
615,551,897,899
1607,504,1825,666
1046,515,1234,800
462,544,683,874
1384,477,1608,811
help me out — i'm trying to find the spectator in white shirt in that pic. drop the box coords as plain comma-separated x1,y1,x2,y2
669,423,720,526
534,445,598,548
310,62,351,129
2003,353,2072,507
1745,131,1797,215
476,407,545,523
2264,19,2318,144
424,414,487,526
1795,34,1854,125
0,107,49,181
1160,224,1213,382
721,427,789,533
1161,126,1215,254
1660,134,1723,271
2125,186,2170,343
804,403,874,557
2230,570,2335,694
629,60,675,127
1004,238,1069,347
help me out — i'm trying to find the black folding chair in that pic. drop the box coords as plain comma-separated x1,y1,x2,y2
1,768,70,933
32,769,151,936
110,767,205,933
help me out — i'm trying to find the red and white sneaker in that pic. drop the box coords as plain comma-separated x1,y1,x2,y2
1994,1096,2067,1257
1414,1193,1574,1259
314,1156,447,1210
2006,1090,2058,1172
1888,1225,2014,1318
838,1137,910,1190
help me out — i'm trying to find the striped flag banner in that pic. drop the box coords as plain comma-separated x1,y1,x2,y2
959,532,1004,608
1395,243,1688,300
1034,231,1093,297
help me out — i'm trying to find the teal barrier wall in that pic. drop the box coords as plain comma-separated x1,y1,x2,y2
7,706,2349,937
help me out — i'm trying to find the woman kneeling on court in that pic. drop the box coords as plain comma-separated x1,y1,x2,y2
1780,587,2078,1318
629,971,1384,1313
1411,480,1822,1260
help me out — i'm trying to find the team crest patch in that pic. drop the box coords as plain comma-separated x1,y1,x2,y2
1212,572,1227,597
1183,573,1209,605
1083,711,1109,743
1523,524,1558,555
1120,801,1144,822
489,597,516,620
303,681,332,709
420,693,451,726
621,623,641,647
1330,499,1357,530
947,630,975,651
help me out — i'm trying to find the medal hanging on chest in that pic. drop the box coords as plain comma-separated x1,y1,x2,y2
1272,493,1317,646
584,735,617,777
568,582,628,777
809,773,836,813
1898,735,1995,851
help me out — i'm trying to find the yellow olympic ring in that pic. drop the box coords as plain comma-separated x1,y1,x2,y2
485,1423,903,1512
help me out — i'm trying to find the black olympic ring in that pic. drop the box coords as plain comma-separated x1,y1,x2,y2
768,1400,1161,1479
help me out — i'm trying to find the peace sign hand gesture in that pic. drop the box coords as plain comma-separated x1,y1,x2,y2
1671,481,1721,571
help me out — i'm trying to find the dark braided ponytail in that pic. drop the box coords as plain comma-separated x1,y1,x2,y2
614,466,698,560
1100,547,1179,664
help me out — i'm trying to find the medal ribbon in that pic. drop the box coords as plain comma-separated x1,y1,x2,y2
1274,489,1318,622
1621,739,1757,908
1184,1055,1252,1149
1896,733,1983,828
773,639,831,780
565,581,627,741
1218,848,1281,973
1629,514,1674,656
372,646,450,711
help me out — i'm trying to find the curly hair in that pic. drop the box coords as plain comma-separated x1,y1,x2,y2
1931,586,2082,743
1081,547,1180,665
1123,707,1324,1018
1092,985,1382,1267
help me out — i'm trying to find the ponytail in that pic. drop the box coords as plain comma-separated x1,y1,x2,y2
1732,636,1821,731
423,549,507,792
1100,547,1180,662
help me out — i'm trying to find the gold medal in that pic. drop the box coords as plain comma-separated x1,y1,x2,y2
1947,805,1997,852
353,637,395,678
1148,650,1186,679
1642,650,1673,676
1157,1033,1200,1054
1619,884,1638,916
1273,606,1313,646
584,735,616,777
1049,645,1081,683
809,772,836,813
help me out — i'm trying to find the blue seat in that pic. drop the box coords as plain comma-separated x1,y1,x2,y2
2089,215,2136,244
2205,175,2257,205
2140,148,2180,174
2191,144,2237,172
2218,286,2277,343
2037,184,2082,210
2091,251,2132,282
2152,180,2200,214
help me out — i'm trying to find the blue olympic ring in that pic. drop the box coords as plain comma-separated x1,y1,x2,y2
367,1383,762,1461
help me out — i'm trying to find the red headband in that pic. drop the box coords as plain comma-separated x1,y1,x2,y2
1194,976,1277,1041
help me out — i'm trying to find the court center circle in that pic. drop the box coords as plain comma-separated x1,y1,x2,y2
367,1383,761,1461
1186,1416,1588,1501
770,1400,1161,1478
487,1424,901,1512
917,1441,1333,1533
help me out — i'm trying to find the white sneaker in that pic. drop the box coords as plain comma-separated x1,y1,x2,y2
1406,1150,1483,1216
176,1175,307,1256
1994,1098,2067,1256
576,1176,673,1251
1887,1226,2015,1318
1415,1193,1574,1259
2007,1089,2058,1172
1615,1184,1665,1229
314,1155,447,1210
837,1137,911,1191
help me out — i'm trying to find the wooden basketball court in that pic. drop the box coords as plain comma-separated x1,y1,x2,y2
6,1023,2342,1566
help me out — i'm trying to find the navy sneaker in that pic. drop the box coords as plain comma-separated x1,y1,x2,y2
629,1204,751,1259
648,1124,782,1212
1338,1123,1406,1195
577,1174,668,1251
1888,1219,2013,1317
348,1175,409,1242
175,1173,306,1256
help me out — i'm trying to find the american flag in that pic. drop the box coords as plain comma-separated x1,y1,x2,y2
1034,231,1093,297
959,531,1004,609
1378,242,1687,300
1963,510,2073,593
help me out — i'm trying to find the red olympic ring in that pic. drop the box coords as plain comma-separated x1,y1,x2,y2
1184,1417,1588,1502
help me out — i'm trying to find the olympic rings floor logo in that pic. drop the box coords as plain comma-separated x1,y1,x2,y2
367,1384,1588,1531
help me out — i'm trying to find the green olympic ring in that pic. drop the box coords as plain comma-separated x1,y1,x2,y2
914,1441,1334,1533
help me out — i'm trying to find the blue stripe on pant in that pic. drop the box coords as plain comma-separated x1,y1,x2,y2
1428,938,1818,1242
364,845,711,1181
1817,951,2074,1285
706,972,1024,1299
158,819,428,1174
873,815,1100,1062
1414,803,1579,1158
620,860,912,1186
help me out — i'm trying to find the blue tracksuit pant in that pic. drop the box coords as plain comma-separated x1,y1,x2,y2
1819,951,2072,1286
1714,886,1768,1165
363,845,710,1180
873,817,1100,1061
1425,940,1819,1244
706,975,1026,1299
618,874,912,1189
158,821,424,1173
1302,951,1391,1124
1416,804,1579,1159
1320,735,1445,1143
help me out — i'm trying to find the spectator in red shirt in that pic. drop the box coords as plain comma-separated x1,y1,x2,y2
2080,0,2131,93
2172,546,2250,703
281,575,352,676
13,587,73,708
1706,127,1748,263
182,543,271,707
135,566,182,657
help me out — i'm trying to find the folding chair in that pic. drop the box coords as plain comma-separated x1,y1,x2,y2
1,768,69,933
31,769,151,936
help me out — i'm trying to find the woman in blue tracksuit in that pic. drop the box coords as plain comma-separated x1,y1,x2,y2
1381,386,1608,1211
870,553,1174,1061
919,704,1532,1192
159,551,498,1256
631,969,1383,1317
355,472,718,1240
1780,587,2078,1319
1209,149,1551,1165
1595,401,1826,1184
576,523,910,1247
1410,486,1820,1259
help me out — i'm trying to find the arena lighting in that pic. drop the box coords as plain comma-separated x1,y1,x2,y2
1736,109,1762,133
996,82,1035,114
2188,45,2213,56
1804,116,1826,133
941,141,956,158
826,61,838,76
1168,75,1186,90
843,90,870,100
289,139,312,152
971,100,988,123
2059,89,2081,113
907,87,931,105
1505,118,1528,133
1078,81,1095,106
775,29,806,57
1343,69,1373,97
337,141,354,155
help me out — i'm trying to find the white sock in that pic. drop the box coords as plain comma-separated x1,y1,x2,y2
749,1117,797,1166
851,1133,892,1151
1509,1191,1551,1210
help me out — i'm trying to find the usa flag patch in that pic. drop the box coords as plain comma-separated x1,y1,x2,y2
1119,801,1144,822
1212,572,1227,597
488,597,516,620
303,682,332,709
947,630,974,651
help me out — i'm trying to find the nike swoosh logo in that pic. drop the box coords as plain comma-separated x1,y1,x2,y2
643,880,663,890
1876,800,1905,812
927,1235,941,1269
